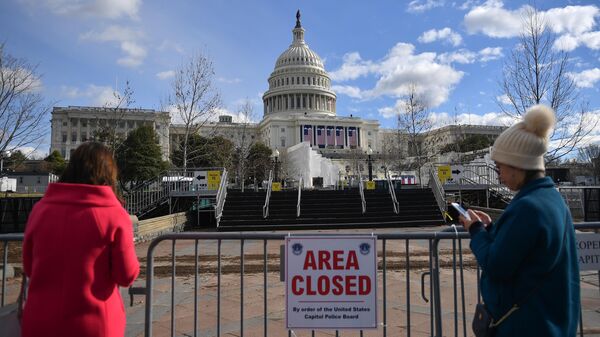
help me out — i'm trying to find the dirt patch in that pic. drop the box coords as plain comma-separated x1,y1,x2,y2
0,242,23,264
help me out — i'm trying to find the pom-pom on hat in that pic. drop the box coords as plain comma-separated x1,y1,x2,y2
491,104,555,171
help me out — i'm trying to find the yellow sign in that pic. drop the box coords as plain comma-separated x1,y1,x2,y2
207,170,221,190
272,182,282,191
366,181,376,190
438,165,451,183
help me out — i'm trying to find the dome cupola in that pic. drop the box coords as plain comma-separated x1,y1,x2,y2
263,10,337,118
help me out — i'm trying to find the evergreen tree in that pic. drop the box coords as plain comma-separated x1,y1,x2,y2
116,125,169,188
44,150,67,175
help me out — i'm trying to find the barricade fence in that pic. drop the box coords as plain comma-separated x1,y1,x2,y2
2,224,600,337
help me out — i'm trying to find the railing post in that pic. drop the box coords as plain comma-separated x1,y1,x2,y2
432,237,443,337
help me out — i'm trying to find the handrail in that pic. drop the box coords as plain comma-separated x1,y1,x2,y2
214,168,228,227
459,170,513,204
124,168,226,216
262,170,273,219
386,169,400,214
358,173,366,214
296,176,303,217
428,166,447,214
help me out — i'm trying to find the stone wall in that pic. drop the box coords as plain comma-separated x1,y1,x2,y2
133,212,189,242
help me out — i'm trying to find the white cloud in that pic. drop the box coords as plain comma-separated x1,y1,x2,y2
15,146,47,160
428,111,517,128
465,2,600,52
117,41,146,67
553,34,580,51
458,0,480,11
407,0,445,13
378,105,397,119
329,52,374,81
2,67,43,92
478,47,503,61
372,43,463,107
436,47,502,64
158,40,185,54
31,0,141,19
496,94,512,105
167,106,259,125
579,31,600,50
567,68,600,88
418,27,463,46
556,31,600,51
217,77,242,84
331,85,364,99
80,25,143,43
59,84,121,106
332,43,464,108
545,6,599,36
80,25,146,67
464,0,526,38
156,70,175,80
437,49,477,64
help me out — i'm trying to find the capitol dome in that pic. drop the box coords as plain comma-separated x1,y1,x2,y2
262,11,336,118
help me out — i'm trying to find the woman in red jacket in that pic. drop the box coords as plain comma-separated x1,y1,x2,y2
22,142,140,337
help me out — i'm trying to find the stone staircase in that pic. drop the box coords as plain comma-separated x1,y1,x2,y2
218,188,444,231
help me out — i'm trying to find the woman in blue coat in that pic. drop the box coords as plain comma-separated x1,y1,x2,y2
460,104,580,337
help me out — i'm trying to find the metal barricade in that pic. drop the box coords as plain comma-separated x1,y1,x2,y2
2,223,600,336
1,234,23,307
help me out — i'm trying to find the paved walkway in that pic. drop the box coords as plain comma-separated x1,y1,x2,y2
122,227,600,337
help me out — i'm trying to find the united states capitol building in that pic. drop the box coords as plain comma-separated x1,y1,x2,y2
50,11,504,186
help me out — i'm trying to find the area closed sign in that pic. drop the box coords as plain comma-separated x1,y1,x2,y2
285,236,377,329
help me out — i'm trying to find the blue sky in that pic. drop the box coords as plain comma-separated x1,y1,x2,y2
1,0,599,157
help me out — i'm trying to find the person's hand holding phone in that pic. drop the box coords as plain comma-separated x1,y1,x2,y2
459,209,492,231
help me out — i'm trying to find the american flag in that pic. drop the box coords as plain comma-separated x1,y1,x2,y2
348,127,357,147
335,127,344,147
316,126,325,146
303,125,313,145
326,126,335,146
401,176,416,185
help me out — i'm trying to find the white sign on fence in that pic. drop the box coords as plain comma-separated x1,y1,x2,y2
576,233,600,271
193,171,208,190
285,236,377,330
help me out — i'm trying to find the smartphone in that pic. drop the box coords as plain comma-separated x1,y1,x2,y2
451,202,471,221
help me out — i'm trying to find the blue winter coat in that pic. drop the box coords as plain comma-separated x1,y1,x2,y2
469,176,580,337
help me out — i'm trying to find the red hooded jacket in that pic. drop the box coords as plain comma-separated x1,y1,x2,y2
22,183,139,337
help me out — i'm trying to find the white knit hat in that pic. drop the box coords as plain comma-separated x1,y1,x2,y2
491,104,556,171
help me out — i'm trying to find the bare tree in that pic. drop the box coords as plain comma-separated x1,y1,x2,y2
379,131,403,174
92,80,134,153
231,100,258,191
169,52,221,170
499,7,598,163
577,144,600,184
397,83,432,185
0,43,51,161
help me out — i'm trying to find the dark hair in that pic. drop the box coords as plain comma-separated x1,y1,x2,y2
60,142,120,198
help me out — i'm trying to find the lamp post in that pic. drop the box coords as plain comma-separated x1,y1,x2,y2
366,147,374,181
272,148,280,182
